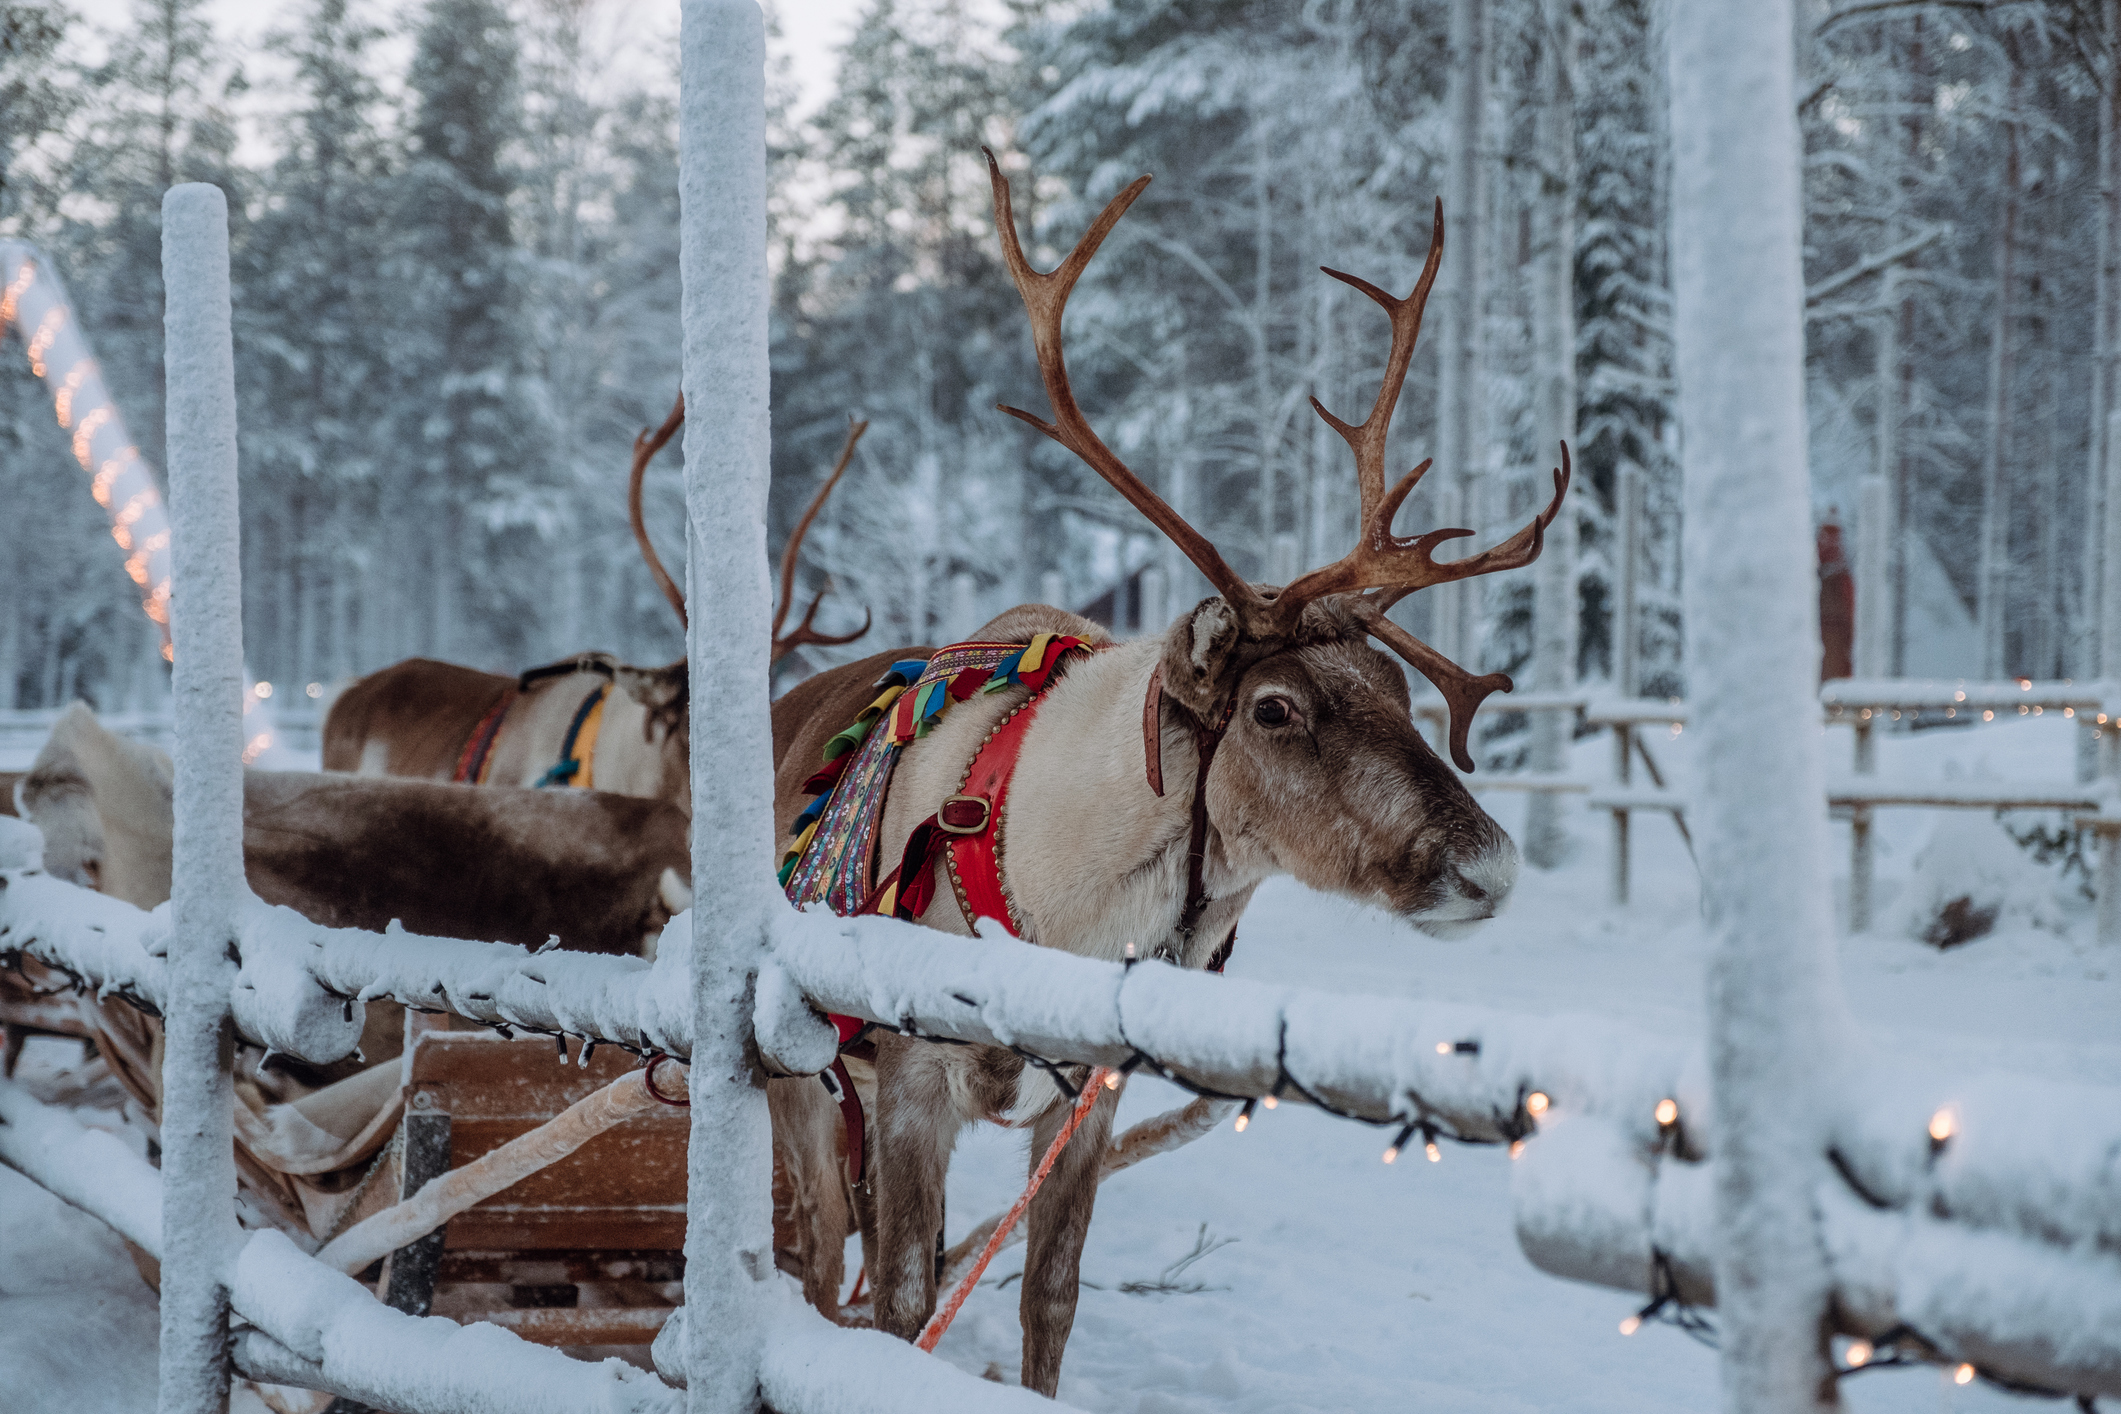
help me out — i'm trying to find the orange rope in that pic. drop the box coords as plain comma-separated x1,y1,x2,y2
916,1066,1114,1352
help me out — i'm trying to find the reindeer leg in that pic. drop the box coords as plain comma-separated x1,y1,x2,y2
766,1075,852,1319
871,1033,958,1342
1018,1078,1119,1397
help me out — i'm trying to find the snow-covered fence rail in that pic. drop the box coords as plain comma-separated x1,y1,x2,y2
14,835,2121,1396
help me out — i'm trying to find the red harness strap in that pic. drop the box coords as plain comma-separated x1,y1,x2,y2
452,687,517,784
866,693,1049,935
936,698,1044,934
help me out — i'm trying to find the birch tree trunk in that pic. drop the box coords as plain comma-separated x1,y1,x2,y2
1526,0,1577,868
1978,54,2021,681
1668,7,1850,1410
1437,0,1488,667
677,4,776,1411
2086,1,2121,676
159,181,246,1414
1253,112,1276,569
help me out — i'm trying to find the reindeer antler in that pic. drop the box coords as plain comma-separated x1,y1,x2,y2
771,417,873,666
985,149,1255,609
985,158,1571,772
629,398,874,666
630,394,689,628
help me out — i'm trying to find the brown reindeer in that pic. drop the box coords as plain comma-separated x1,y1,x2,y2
767,156,1568,1394
323,402,871,809
18,702,691,956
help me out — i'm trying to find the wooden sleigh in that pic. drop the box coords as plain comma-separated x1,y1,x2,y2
354,1014,693,1358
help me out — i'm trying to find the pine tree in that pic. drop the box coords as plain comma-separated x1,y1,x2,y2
243,0,395,689
388,0,557,668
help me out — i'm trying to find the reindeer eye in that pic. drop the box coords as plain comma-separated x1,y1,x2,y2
1253,696,1293,728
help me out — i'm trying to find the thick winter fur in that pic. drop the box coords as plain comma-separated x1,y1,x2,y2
17,702,175,907
770,598,1518,1394
19,708,689,956
323,655,691,812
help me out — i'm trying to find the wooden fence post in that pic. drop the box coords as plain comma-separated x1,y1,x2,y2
1670,6,1849,1409
159,182,246,1414
678,5,777,1412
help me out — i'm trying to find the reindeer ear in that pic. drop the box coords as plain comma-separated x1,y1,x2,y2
1156,598,1244,719
614,662,688,714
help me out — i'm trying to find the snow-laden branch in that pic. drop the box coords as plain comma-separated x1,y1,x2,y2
1514,1116,2121,1398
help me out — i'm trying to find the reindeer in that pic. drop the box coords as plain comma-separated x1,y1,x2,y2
768,156,1569,1394
323,401,871,810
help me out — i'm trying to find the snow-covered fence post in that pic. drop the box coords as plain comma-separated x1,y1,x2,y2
678,4,776,1411
159,182,247,1414
1670,10,1851,1413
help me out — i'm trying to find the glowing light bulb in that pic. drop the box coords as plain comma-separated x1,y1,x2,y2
1381,1144,1398,1164
2066,707,2076,718
1618,1315,1642,1336
1508,1140,1525,1160
1859,708,1871,720
1423,1140,1441,1163
1982,709,1994,722
1953,1364,1975,1386
1261,1096,1277,1109
1929,1108,1955,1143
1526,1091,1550,1118
1102,1071,1121,1091
306,682,323,698
255,682,273,699
1234,1112,1249,1133
1954,690,1966,702
1845,1340,1873,1368
1436,1041,1452,1055
1654,1098,1679,1126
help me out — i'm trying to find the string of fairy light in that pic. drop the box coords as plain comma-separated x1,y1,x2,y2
1,240,277,762
3,923,2098,1403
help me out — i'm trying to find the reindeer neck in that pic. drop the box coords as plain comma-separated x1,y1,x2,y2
999,638,1263,966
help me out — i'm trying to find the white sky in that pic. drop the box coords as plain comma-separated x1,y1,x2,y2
69,0,872,134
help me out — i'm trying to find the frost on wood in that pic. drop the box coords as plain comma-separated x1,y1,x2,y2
1510,1115,2121,1397
162,180,248,1414
678,2,777,1406
655,1299,1067,1413
1669,5,1848,1409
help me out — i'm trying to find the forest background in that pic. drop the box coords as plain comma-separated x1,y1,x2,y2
0,0,2106,764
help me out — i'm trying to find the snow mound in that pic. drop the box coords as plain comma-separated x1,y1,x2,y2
1889,813,2070,947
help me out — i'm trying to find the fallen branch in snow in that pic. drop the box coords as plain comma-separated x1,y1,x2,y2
939,1095,1236,1288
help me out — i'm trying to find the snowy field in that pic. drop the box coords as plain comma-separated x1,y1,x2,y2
6,713,2113,1412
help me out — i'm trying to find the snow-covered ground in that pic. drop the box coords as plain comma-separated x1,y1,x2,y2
8,713,2112,1412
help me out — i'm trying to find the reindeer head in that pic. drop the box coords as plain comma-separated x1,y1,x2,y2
988,153,1569,936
